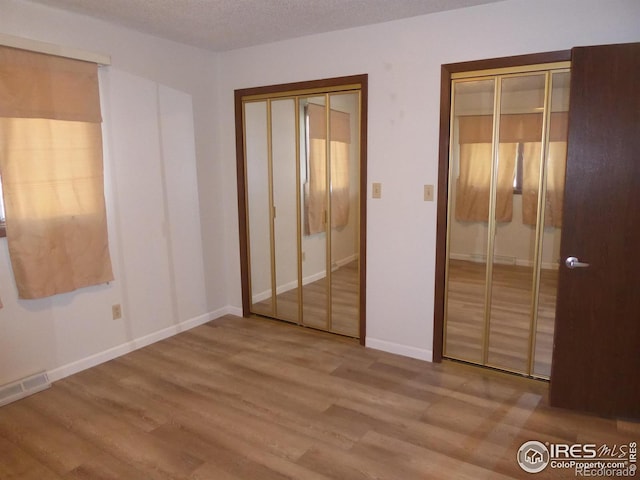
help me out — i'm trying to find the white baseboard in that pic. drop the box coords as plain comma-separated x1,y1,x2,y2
47,307,237,383
365,337,433,362
223,305,243,317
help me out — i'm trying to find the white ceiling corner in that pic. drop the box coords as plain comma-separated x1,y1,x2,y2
25,0,506,52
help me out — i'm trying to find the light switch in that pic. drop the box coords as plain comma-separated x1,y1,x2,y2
372,182,382,199
424,184,434,202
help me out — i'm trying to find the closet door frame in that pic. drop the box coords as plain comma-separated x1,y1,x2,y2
433,51,570,362
235,74,368,345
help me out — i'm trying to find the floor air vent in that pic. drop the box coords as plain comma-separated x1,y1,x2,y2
0,372,50,407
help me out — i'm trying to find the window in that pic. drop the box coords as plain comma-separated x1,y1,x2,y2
0,45,113,299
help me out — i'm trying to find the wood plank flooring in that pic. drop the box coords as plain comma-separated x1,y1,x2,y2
0,315,636,479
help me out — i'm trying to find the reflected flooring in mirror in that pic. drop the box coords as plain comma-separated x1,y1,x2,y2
445,259,557,377
254,261,360,338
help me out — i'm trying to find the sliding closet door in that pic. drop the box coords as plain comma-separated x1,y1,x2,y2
271,99,299,322
245,98,300,323
245,101,273,317
301,96,329,330
444,78,495,364
236,75,368,342
487,73,544,374
444,63,569,378
329,92,360,337
533,71,569,377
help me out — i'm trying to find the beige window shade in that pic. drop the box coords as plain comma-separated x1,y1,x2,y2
0,46,113,299
0,46,102,122
522,141,566,228
455,143,516,222
305,103,350,235
458,112,568,144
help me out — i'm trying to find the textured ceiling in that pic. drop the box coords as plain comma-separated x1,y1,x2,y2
27,0,505,52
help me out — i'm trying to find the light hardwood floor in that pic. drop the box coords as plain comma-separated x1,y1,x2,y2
0,315,636,480
445,259,557,377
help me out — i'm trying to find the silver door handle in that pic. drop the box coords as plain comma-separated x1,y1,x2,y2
565,256,590,269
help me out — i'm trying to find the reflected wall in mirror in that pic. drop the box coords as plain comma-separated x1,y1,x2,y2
235,76,367,342
245,101,272,317
444,64,570,378
272,99,299,322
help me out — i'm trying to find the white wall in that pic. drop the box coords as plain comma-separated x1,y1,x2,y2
0,0,227,385
1,0,639,386
217,0,640,361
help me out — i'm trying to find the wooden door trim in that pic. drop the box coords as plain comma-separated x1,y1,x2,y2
433,51,571,362
234,74,368,345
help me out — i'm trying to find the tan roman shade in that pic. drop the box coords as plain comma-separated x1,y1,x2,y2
0,46,102,122
0,46,113,299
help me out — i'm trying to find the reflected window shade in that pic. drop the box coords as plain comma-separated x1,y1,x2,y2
456,113,568,225
458,113,568,144
0,46,113,299
455,143,516,223
305,138,327,235
522,142,566,227
330,141,350,228
305,104,350,235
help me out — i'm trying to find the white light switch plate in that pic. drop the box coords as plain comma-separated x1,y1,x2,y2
424,184,434,201
372,182,382,199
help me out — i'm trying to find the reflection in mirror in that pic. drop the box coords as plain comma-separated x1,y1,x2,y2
272,99,299,322
245,100,273,316
444,66,569,378
534,71,570,378
329,92,360,337
300,96,329,330
297,93,361,335
488,73,546,373
445,78,495,364
238,76,366,341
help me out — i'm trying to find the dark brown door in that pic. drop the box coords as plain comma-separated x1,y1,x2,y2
550,42,640,418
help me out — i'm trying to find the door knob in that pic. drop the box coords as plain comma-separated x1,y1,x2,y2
565,256,590,269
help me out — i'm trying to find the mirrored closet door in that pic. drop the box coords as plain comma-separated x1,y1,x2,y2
236,76,367,341
443,64,570,378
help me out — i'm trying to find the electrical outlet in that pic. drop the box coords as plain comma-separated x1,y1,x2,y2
112,304,122,320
